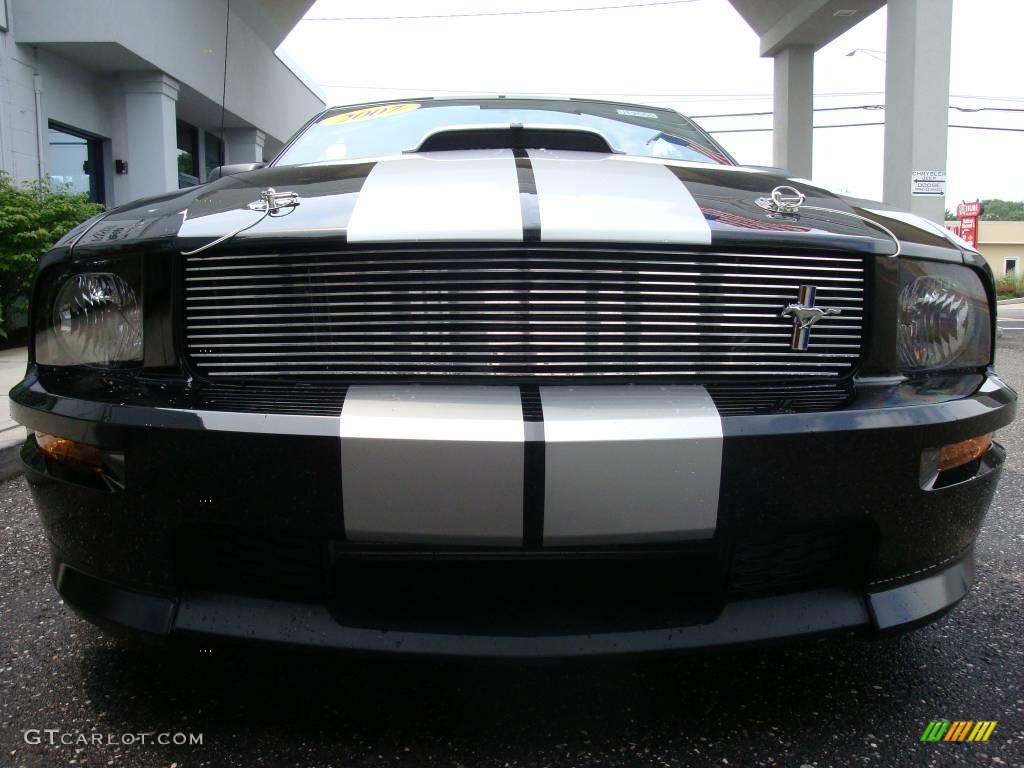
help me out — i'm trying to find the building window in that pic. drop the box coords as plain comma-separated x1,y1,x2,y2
176,120,199,188
204,131,224,179
1006,258,1018,276
47,123,105,204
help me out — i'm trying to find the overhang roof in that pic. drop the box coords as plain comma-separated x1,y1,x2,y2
230,0,316,48
728,0,885,56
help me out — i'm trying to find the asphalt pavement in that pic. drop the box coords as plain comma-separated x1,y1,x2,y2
2,343,1023,767
999,303,1024,334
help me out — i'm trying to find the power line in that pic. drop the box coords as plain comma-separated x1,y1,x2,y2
955,105,1024,113
693,104,1024,119
318,83,890,99
314,89,1024,124
949,124,1024,132
710,123,884,133
709,123,1024,134
692,105,884,119
302,0,700,22
952,94,1024,103
317,82,1024,107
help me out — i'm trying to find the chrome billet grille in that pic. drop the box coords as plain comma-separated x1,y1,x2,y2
184,247,866,380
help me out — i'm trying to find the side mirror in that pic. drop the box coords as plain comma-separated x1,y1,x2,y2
207,162,266,182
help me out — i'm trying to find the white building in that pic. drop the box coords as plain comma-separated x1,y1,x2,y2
0,0,324,207
1,0,955,224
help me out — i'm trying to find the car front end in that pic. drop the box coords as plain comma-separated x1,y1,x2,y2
10,98,1016,656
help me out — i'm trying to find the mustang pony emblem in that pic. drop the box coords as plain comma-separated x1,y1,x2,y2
781,285,842,351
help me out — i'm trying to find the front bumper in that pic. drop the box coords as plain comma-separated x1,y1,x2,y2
50,551,975,657
10,369,1017,656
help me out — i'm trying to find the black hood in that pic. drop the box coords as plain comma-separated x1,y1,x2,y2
69,150,963,259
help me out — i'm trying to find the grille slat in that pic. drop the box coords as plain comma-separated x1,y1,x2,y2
183,252,868,264
187,315,863,328
193,351,861,359
186,274,865,285
188,333,862,341
189,341,863,349
184,247,866,380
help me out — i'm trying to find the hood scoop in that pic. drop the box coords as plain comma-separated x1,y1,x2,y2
413,124,615,154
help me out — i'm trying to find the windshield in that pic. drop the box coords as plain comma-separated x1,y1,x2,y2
274,99,734,167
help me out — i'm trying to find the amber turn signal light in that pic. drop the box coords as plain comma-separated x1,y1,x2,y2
937,433,992,472
36,433,103,474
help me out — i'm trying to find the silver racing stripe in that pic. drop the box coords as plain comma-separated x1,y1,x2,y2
340,385,525,544
527,150,713,244
338,384,723,545
346,150,524,242
539,385,722,545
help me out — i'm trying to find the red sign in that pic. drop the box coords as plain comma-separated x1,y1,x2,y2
957,201,984,218
960,217,977,243
956,200,983,249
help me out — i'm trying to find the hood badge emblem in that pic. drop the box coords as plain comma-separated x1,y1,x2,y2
781,285,842,351
756,185,806,216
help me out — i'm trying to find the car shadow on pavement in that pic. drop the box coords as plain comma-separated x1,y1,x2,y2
70,628,972,764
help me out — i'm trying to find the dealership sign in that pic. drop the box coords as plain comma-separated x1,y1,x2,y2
957,201,983,218
911,170,947,197
953,200,984,248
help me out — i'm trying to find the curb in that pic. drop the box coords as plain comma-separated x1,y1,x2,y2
997,297,1024,305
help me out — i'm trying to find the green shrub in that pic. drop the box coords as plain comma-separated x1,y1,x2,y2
996,272,1024,300
0,172,104,336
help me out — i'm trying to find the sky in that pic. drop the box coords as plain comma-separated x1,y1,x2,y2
278,0,1023,211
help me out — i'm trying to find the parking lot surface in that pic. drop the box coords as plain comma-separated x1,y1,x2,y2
2,340,1023,768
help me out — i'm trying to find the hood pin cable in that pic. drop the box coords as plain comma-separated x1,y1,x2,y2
181,188,300,256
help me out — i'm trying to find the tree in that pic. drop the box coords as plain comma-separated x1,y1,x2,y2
0,173,104,336
980,199,1024,221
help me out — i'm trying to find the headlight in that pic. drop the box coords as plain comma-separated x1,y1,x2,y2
897,260,990,372
36,271,143,367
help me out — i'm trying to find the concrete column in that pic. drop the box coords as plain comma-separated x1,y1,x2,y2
883,0,953,222
772,45,814,178
120,72,179,200
224,127,265,165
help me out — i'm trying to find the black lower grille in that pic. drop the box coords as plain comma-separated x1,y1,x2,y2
729,523,871,598
186,380,851,417
178,527,329,600
194,384,349,416
184,245,865,381
708,382,852,415
331,555,720,633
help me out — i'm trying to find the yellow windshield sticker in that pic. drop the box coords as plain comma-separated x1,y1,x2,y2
322,103,420,125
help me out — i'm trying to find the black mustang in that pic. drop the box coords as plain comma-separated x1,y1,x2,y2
11,98,1015,656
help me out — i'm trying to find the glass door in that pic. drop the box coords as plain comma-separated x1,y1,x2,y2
47,123,105,204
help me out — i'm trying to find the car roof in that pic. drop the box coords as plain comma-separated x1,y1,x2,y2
322,95,686,117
